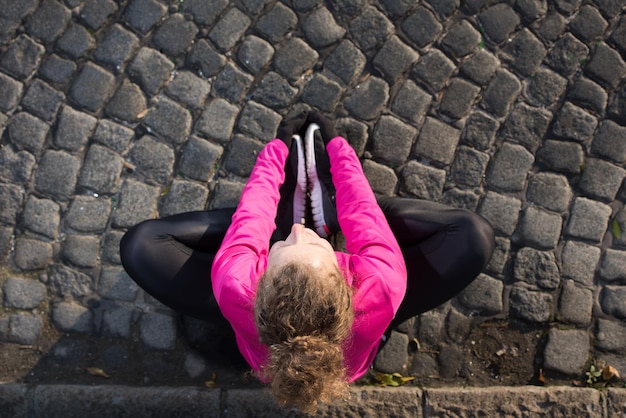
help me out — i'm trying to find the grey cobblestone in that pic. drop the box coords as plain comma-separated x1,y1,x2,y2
187,40,226,79
301,73,342,112
160,179,209,217
442,188,480,211
124,0,167,34
567,76,609,118
336,117,368,156
462,111,499,151
537,139,584,174
325,40,365,85
69,62,115,113
439,78,480,120
487,142,534,192
152,14,198,57
486,236,510,274
477,192,522,236
514,247,560,290
579,158,625,202
591,120,626,164
570,5,608,42
3,277,46,310
401,6,442,48
601,286,626,319
0,72,23,112
414,117,460,165
538,12,566,42
7,313,42,345
38,54,76,86
22,195,60,239
482,69,521,117
8,112,49,155
401,161,446,201
500,102,552,152
65,195,111,233
209,7,251,52
127,135,175,184
181,0,227,26
250,71,297,110
223,135,264,178
14,238,53,271
559,280,593,326
344,76,389,121
373,36,419,84
100,302,133,338
478,3,520,44
527,68,568,108
128,48,175,97
25,0,70,45
47,263,93,298
140,312,177,350
450,146,489,187
101,230,124,264
391,79,430,124
349,6,394,52
500,28,546,77
543,329,590,375
1,34,45,80
111,179,159,229
596,318,626,352
57,23,94,59
51,302,93,333
362,159,398,195
209,179,244,209
238,35,275,75
143,96,192,146
34,150,80,200
565,197,612,242
61,234,100,268
509,285,553,322
237,101,280,142
545,33,589,75
586,43,626,89
212,62,254,104
413,49,456,92
92,119,134,153
526,172,572,213
442,19,481,58
0,146,35,185
55,106,97,152
599,249,626,283
459,50,499,86
255,2,297,43
80,0,118,31
552,101,598,143
195,98,238,143
609,83,626,122
512,206,563,250
179,136,223,182
370,115,416,166
561,240,601,286
0,183,23,225
98,267,139,302
21,79,64,121
93,24,140,70
457,273,503,315
374,330,408,373
106,80,147,124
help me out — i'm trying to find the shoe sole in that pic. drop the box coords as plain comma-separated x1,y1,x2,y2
293,135,307,225
305,123,331,237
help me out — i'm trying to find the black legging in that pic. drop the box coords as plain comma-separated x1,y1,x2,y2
120,197,495,330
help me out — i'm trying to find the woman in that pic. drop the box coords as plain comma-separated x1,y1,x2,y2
120,112,495,412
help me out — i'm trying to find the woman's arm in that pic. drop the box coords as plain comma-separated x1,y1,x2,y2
326,137,407,312
211,140,288,304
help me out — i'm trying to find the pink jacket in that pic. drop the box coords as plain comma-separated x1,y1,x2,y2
211,137,407,381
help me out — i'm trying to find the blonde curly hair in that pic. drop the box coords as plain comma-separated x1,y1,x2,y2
254,262,354,413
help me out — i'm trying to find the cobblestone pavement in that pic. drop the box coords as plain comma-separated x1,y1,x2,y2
1,0,626,404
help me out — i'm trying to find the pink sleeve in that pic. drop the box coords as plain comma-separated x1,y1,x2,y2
326,137,407,313
210,140,288,369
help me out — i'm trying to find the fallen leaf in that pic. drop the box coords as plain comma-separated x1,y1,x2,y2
136,109,149,119
87,367,110,378
612,219,622,240
204,373,218,388
538,368,546,384
602,365,621,381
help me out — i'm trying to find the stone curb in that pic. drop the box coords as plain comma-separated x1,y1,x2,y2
1,384,625,417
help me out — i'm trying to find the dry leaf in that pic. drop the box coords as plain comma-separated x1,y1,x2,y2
538,368,546,384
204,373,218,388
87,367,110,378
602,365,621,381
136,109,149,119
